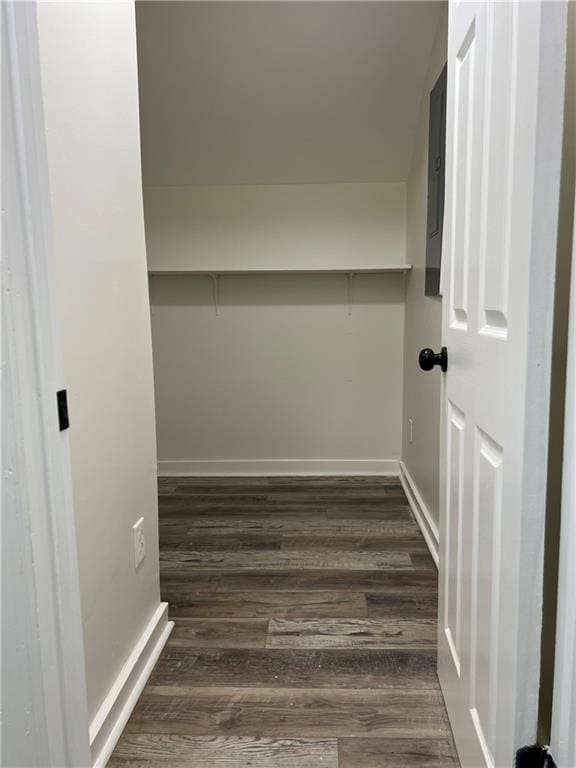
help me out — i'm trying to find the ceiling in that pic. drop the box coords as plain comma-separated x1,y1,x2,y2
136,1,445,187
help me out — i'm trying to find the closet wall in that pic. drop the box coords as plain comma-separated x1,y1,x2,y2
401,7,448,524
145,184,405,271
138,0,447,476
147,182,407,473
37,0,162,727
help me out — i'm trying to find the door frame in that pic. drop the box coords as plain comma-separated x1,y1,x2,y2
2,1,90,765
550,178,576,766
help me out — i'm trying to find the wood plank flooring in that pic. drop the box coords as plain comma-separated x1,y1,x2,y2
111,476,459,767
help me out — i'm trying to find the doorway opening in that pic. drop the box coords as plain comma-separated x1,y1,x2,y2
110,2,454,766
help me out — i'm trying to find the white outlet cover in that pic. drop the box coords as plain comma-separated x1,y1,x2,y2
132,516,146,570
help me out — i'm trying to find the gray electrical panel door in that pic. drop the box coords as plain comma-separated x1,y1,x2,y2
425,64,447,297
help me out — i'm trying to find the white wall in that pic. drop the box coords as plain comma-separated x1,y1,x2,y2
152,273,405,471
135,2,445,186
401,7,448,524
145,183,406,272
37,0,162,725
3,5,90,764
147,183,406,471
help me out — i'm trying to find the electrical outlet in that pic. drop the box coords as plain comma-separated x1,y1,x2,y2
132,517,146,570
408,418,414,443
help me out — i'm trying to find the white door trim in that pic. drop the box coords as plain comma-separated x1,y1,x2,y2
550,174,576,768
2,2,90,765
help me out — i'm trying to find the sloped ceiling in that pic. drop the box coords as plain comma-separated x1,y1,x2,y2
136,1,445,186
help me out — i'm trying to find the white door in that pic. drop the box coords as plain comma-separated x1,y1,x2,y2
437,2,568,766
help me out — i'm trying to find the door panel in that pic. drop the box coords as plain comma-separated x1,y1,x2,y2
477,3,517,339
438,2,567,766
444,401,466,677
449,22,475,330
469,428,503,766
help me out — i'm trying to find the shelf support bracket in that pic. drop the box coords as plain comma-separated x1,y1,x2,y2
209,273,220,316
346,272,356,316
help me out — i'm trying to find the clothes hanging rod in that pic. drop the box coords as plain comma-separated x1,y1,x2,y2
148,265,412,276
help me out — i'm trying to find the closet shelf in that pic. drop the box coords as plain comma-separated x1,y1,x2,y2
148,265,412,276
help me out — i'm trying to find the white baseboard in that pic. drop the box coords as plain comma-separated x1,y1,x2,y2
89,603,174,768
398,461,439,568
158,458,400,477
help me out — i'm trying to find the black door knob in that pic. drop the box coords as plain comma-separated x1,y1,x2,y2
419,346,448,372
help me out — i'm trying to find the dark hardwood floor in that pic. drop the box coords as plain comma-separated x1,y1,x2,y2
110,476,459,767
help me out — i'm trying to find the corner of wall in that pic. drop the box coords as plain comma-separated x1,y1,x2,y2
400,2,447,530
89,604,173,768
36,0,164,730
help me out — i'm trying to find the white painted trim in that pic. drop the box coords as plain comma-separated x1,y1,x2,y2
158,459,400,477
398,462,439,568
550,114,576,765
2,3,91,765
89,603,174,768
148,264,412,276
